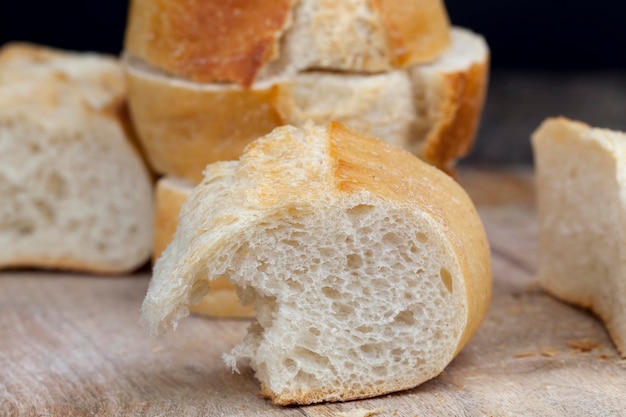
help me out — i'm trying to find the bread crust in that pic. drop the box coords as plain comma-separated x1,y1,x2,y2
124,0,450,87
124,0,292,87
419,56,489,175
372,0,450,67
124,28,488,182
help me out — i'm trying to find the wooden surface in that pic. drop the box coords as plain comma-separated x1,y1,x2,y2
2,169,626,417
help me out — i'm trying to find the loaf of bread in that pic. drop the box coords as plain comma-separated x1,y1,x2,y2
532,117,626,357
0,43,153,274
124,0,451,87
154,177,254,318
124,27,489,182
143,122,492,404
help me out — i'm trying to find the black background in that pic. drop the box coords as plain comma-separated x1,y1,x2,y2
1,1,625,70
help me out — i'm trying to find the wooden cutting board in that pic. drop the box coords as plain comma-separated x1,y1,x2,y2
2,169,626,417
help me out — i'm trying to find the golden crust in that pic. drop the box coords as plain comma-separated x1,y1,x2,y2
420,57,490,174
372,0,450,67
126,63,286,183
124,0,451,87
154,177,254,318
124,0,292,88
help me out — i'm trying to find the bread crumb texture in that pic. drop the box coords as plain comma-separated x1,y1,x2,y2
0,43,153,273
143,122,491,404
532,117,626,357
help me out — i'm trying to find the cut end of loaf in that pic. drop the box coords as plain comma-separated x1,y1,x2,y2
219,198,465,405
143,122,491,403
532,117,626,357
0,44,153,274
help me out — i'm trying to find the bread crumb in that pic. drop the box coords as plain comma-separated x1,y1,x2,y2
598,354,609,360
566,340,598,352
152,345,164,354
541,349,558,357
514,351,536,358
335,408,383,417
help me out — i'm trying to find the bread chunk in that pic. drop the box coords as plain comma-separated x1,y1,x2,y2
124,0,450,87
143,122,491,404
532,117,626,356
124,28,489,182
0,43,153,274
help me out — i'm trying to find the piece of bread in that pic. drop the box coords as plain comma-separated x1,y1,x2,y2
154,177,254,318
0,43,153,274
124,27,489,182
124,0,450,87
532,117,626,357
142,122,492,405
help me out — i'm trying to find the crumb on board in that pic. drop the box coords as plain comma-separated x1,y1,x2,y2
541,349,558,357
514,351,536,358
566,340,599,352
335,407,383,417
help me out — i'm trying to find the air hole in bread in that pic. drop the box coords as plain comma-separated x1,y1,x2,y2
190,280,210,304
46,172,67,199
332,301,354,316
394,309,417,326
308,327,321,336
322,286,341,300
416,232,428,243
346,253,363,268
439,267,453,294
346,204,375,218
34,200,55,222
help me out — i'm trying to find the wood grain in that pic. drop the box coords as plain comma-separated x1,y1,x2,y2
2,169,626,416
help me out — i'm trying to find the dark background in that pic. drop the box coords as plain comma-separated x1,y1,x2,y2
1,1,625,165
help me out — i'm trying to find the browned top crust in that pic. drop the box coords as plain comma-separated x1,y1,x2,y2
125,0,292,88
372,0,450,67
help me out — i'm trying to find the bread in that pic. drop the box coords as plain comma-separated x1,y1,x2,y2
0,43,153,274
142,122,492,404
532,117,626,357
154,177,254,318
124,0,450,87
124,27,489,182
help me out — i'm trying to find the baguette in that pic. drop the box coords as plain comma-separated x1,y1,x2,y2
124,27,489,182
124,0,450,87
143,122,492,404
154,177,254,318
532,117,626,356
0,43,153,274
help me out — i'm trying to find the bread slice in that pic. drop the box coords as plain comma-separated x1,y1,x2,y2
124,0,450,87
154,177,254,318
0,43,153,274
124,27,489,182
532,117,626,357
142,122,492,405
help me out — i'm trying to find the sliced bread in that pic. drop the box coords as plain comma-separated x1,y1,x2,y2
124,27,489,182
154,177,254,318
532,117,626,356
142,122,492,404
124,0,450,87
0,43,153,274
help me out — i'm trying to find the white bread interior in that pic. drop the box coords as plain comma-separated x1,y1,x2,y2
142,122,491,404
0,43,153,274
124,27,488,182
154,177,254,318
532,117,626,356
